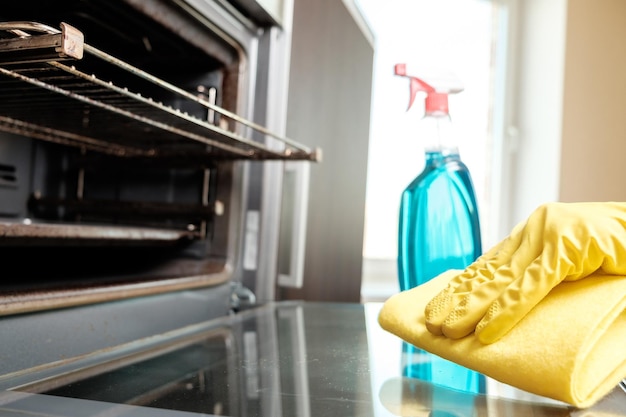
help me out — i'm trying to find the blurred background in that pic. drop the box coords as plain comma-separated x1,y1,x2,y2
356,0,626,301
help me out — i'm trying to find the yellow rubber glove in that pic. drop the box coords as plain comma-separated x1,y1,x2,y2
424,201,626,344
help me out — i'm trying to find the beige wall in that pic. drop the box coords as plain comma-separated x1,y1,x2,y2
559,0,626,202
506,0,626,235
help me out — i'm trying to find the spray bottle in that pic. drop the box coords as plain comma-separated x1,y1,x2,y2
395,64,485,396
395,63,482,292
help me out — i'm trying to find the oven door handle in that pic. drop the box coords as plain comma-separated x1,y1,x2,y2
277,161,310,288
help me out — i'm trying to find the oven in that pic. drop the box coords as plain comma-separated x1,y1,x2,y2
0,0,322,316
0,1,387,414
0,0,322,385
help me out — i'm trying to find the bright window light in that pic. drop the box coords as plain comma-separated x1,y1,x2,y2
356,0,512,300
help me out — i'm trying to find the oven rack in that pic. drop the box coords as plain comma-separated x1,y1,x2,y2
0,21,321,162
0,220,198,246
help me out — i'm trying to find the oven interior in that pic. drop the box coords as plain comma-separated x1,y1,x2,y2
0,0,317,313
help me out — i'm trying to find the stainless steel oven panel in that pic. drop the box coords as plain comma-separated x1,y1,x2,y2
176,0,310,303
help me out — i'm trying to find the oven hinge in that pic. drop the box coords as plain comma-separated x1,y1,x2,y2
229,282,256,312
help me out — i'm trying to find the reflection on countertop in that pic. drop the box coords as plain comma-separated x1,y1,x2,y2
0,301,623,416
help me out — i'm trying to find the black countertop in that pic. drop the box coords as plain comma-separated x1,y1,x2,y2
1,301,624,416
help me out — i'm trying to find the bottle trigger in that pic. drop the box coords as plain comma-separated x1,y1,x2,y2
394,64,436,111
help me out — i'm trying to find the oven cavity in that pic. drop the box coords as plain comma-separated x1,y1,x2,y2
0,0,318,315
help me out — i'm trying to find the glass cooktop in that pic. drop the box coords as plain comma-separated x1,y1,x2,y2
0,301,624,416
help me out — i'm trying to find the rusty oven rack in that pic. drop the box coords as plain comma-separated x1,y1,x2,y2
0,21,321,162
0,219,197,246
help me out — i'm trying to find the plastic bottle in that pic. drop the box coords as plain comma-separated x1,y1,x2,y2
395,64,486,399
395,63,482,291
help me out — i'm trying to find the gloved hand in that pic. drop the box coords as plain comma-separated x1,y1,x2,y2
424,201,626,344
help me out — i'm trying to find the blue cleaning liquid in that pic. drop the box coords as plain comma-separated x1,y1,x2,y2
402,342,486,394
397,150,482,291
398,150,485,401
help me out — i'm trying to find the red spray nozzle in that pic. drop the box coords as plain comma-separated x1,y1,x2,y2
394,63,463,114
